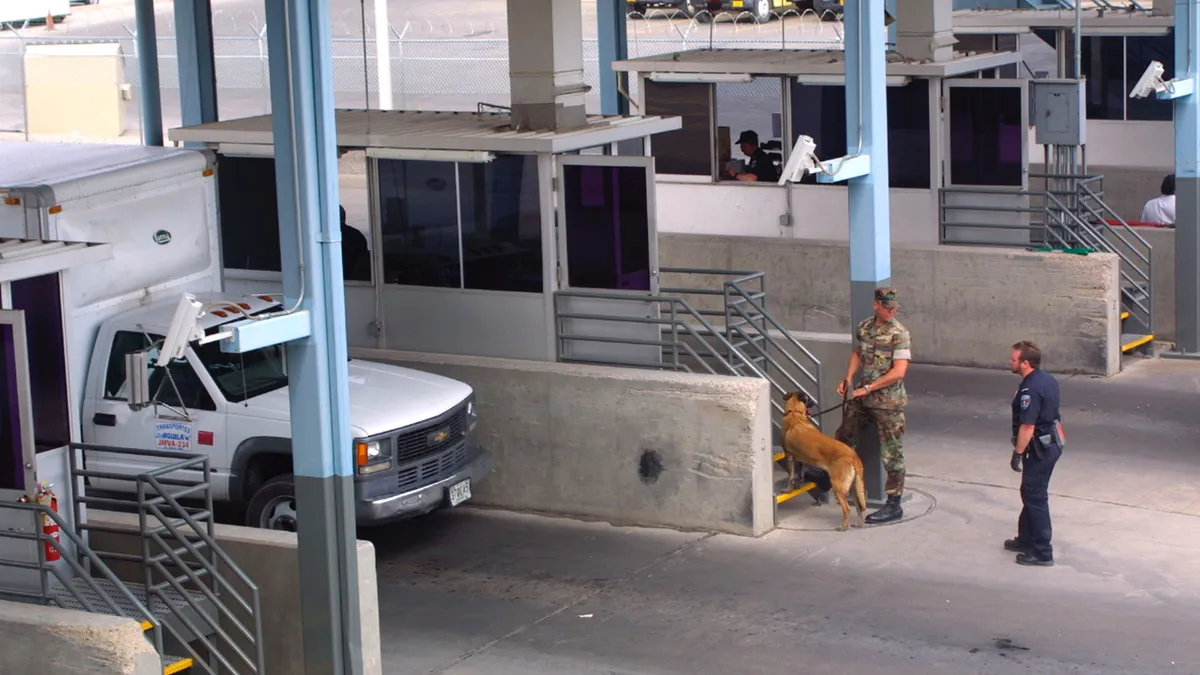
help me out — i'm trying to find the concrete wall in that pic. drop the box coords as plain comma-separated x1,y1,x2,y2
85,511,382,675
0,599,160,675
352,348,777,536
654,181,940,245
659,234,1123,376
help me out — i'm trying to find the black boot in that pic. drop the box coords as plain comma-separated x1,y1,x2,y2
865,495,903,524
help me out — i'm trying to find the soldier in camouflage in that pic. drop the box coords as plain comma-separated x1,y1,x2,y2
834,287,912,525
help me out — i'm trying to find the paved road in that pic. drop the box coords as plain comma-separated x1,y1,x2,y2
358,357,1200,675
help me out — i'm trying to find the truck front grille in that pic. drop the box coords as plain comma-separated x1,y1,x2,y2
395,443,469,493
393,405,468,465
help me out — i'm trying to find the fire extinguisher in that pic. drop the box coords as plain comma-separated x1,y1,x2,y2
35,483,60,563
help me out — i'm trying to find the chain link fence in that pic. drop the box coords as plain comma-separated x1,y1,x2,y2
0,10,845,140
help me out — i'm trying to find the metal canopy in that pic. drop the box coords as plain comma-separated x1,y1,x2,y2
167,109,682,154
951,8,1173,35
610,47,1022,80
0,239,114,284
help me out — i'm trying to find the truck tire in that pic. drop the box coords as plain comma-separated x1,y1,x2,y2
246,474,298,531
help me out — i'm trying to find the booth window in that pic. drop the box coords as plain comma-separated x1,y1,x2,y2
644,80,713,177
216,154,375,283
715,77,785,183
947,86,1024,187
1080,34,1174,122
377,154,542,293
790,80,931,189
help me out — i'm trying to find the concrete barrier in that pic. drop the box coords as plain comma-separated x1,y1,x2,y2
659,234,1122,376
0,599,160,675
1100,226,1175,342
84,511,382,675
352,349,776,536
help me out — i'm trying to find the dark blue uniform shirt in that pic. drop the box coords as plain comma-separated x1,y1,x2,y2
1011,368,1061,440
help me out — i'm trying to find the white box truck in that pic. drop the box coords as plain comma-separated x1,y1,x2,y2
0,142,492,530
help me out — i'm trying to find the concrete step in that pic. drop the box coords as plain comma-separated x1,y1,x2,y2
51,576,216,645
163,654,194,675
1120,333,1155,354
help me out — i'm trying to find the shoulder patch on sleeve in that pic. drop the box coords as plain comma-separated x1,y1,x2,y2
1020,393,1031,410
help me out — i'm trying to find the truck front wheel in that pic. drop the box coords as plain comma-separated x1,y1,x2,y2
246,474,298,531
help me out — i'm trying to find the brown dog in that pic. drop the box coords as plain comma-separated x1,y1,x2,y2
779,391,868,531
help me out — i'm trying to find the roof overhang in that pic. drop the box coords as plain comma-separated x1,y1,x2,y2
951,9,1174,36
167,110,682,155
611,48,1023,80
0,239,114,284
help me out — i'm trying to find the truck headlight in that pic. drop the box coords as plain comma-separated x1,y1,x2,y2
355,441,388,469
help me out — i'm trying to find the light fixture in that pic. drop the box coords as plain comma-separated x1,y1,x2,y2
795,74,911,87
647,72,753,84
366,148,496,163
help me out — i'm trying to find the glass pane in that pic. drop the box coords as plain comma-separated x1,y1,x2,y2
378,159,462,289
1081,36,1126,121
716,77,784,183
948,87,1024,187
562,164,651,292
1126,35,1175,122
644,80,713,177
789,84,848,187
0,324,24,491
888,80,932,190
217,155,283,272
457,155,544,293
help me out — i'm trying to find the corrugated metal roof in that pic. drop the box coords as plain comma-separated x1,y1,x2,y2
951,7,1172,35
167,109,682,154
611,47,1022,78
0,238,114,284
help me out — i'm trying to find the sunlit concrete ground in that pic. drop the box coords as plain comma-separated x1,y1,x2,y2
361,356,1200,675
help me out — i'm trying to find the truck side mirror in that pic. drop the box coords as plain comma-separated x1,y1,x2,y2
125,350,152,409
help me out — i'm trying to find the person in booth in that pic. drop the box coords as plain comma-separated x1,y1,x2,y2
339,205,372,282
727,130,780,183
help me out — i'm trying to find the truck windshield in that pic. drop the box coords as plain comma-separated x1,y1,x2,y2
193,336,288,403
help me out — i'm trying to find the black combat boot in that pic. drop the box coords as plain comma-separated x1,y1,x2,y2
865,495,903,524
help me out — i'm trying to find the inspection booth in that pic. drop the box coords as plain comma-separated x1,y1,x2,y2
609,46,1046,246
167,109,682,365
951,7,1177,223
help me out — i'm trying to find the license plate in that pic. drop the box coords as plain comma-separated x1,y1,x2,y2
448,479,471,507
732,1,744,5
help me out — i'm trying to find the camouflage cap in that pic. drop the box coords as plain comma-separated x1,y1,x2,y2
874,287,900,309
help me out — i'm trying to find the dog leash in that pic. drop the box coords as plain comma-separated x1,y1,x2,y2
812,399,848,418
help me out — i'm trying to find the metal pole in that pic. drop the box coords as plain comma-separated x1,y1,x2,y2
1167,0,1200,358
374,0,392,109
264,0,364,672
174,0,219,129
597,0,629,115
134,0,163,146
843,0,891,504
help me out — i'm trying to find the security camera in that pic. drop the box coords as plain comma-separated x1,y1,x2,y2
157,293,205,367
1129,60,1166,99
777,134,824,185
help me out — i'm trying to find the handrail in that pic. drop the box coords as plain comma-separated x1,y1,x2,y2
67,441,265,675
0,501,165,657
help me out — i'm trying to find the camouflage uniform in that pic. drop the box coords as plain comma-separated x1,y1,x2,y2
835,291,912,497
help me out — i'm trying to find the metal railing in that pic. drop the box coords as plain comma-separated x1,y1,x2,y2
0,499,166,658
553,267,822,432
938,178,1153,335
68,442,265,675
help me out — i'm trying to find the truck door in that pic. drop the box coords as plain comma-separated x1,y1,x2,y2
0,310,42,593
82,328,228,494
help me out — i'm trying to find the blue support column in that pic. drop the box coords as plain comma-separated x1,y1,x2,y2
1170,0,1200,357
174,0,218,127
843,0,892,503
597,0,629,115
133,0,162,146
264,0,363,671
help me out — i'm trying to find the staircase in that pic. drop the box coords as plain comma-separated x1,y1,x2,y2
939,171,1155,357
0,443,264,675
553,268,828,508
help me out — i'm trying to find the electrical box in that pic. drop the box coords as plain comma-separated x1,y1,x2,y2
1032,78,1087,146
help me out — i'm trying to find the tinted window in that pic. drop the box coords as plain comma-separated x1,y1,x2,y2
193,337,288,404
645,80,713,177
217,156,282,272
1126,36,1174,121
562,164,651,291
457,155,543,293
948,86,1024,187
377,159,462,288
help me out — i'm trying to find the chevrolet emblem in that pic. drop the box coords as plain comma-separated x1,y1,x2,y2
429,429,450,444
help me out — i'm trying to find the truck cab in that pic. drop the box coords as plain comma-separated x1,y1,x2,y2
79,292,493,530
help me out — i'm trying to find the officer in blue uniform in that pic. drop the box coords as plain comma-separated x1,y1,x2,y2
1005,340,1064,567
